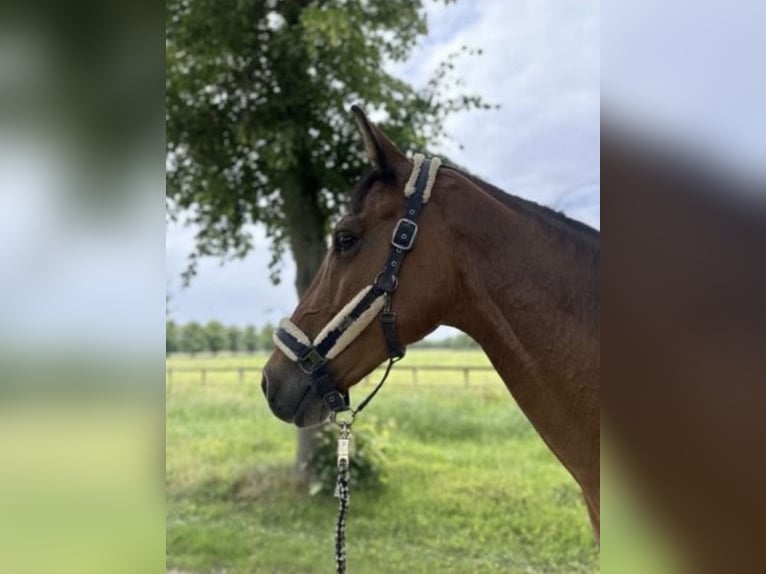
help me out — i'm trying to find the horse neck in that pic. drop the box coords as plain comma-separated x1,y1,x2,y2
438,170,600,488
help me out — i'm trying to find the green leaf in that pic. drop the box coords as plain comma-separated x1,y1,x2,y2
166,0,494,288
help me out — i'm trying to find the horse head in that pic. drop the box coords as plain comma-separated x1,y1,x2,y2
262,107,457,426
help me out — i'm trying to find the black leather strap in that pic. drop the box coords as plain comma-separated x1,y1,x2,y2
313,365,349,411
375,159,431,293
275,328,312,363
315,285,385,356
380,309,405,359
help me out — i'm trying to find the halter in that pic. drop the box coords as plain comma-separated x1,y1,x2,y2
273,154,442,416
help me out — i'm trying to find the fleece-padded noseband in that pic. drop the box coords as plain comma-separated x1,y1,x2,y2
274,154,441,413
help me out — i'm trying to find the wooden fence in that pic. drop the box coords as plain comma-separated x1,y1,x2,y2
166,364,498,387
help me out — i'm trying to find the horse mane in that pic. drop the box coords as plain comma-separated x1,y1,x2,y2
443,165,600,250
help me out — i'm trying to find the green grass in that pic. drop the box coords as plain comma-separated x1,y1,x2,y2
166,350,598,573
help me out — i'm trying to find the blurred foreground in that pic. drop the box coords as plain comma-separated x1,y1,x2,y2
0,367,164,574
0,2,164,572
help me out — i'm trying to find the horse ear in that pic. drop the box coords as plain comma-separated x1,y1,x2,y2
351,105,408,174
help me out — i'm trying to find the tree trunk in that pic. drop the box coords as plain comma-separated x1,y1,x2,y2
266,2,330,486
281,169,328,484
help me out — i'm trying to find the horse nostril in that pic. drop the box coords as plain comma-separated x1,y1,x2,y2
261,372,269,399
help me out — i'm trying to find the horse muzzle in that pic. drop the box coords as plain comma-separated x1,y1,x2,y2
261,366,329,427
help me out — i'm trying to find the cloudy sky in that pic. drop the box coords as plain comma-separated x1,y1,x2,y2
166,0,601,329
603,0,766,178
4,1,763,351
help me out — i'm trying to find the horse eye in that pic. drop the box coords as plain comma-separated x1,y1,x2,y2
335,231,357,252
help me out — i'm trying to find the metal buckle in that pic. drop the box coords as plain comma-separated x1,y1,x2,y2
322,390,348,412
298,347,326,374
391,218,418,251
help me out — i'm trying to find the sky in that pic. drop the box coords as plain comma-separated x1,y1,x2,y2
603,0,766,179
165,0,601,330
3,1,764,352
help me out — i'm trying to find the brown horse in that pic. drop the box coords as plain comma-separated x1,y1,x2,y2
262,107,600,536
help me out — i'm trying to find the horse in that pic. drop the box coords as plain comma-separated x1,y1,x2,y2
262,106,600,538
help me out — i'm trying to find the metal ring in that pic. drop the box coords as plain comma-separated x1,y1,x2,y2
373,272,399,293
331,409,355,427
297,347,327,374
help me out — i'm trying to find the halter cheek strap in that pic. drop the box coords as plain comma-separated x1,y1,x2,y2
274,154,441,414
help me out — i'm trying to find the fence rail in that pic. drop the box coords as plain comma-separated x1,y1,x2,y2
166,364,498,387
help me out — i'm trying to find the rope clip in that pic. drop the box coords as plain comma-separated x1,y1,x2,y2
336,422,352,469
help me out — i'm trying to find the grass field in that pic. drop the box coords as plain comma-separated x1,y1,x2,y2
166,349,599,573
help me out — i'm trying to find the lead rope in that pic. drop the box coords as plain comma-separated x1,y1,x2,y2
334,422,351,574
331,355,400,573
